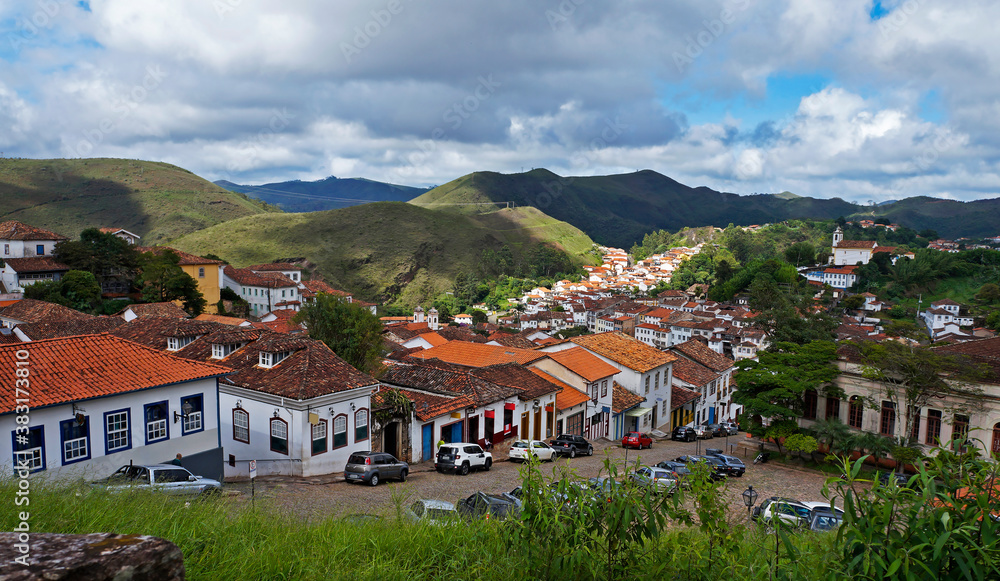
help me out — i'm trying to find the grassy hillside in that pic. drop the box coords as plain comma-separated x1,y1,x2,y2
171,202,595,305
0,158,277,243
412,169,1000,246
410,169,860,247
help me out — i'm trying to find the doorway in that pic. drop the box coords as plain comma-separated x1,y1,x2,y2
384,422,399,458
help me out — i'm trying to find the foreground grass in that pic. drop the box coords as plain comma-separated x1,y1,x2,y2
1,478,844,581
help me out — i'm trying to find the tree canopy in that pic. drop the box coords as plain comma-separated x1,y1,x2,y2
136,250,207,315
293,294,385,376
732,341,839,425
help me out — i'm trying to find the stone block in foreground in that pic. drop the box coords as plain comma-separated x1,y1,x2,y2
0,532,183,580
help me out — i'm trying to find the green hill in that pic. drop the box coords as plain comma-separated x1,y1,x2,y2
171,203,595,305
410,169,860,247
0,158,277,243
410,169,1000,246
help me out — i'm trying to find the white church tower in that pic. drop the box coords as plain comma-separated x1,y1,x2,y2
413,305,424,323
832,226,843,248
428,307,439,331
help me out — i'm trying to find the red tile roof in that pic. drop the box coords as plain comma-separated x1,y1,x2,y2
299,280,349,299
408,341,547,368
531,369,589,410
0,221,67,241
248,263,303,271
570,332,676,372
611,382,644,414
671,357,716,387
470,363,561,400
672,339,734,372
2,257,69,272
14,316,126,341
835,240,876,249
121,302,190,319
223,265,297,288
543,346,619,382
380,360,521,407
0,334,230,414
0,299,92,324
671,385,702,409
194,314,249,326
488,331,537,349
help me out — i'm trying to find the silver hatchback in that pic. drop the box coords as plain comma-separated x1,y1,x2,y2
344,451,409,486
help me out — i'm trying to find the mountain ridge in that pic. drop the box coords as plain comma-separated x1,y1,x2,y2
215,175,429,213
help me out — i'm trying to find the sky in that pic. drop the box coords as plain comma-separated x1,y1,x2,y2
2,0,999,205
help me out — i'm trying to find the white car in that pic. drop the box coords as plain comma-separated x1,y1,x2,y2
93,464,222,496
801,501,844,517
508,440,557,462
435,443,492,475
405,499,458,524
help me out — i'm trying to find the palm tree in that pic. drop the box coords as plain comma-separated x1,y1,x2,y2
812,418,851,456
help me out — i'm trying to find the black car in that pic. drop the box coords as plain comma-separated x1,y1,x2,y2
706,452,746,477
706,423,726,437
549,434,594,458
672,426,697,442
674,455,727,481
878,470,917,489
655,460,693,486
456,491,522,520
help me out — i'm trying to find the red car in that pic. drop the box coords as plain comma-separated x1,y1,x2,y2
621,431,653,449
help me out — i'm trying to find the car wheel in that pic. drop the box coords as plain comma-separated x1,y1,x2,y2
587,446,593,456
399,469,408,482
483,458,492,471
569,448,576,459
369,473,379,487
460,462,470,476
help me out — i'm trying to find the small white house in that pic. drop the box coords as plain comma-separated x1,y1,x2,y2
0,221,68,259
2,334,229,481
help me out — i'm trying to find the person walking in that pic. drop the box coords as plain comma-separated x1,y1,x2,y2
169,453,183,466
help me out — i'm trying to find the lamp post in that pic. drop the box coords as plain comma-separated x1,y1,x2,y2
742,485,759,519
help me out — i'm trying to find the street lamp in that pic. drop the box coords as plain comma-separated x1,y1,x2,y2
742,485,759,519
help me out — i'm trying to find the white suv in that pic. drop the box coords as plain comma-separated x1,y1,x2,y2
435,442,493,475
508,440,556,462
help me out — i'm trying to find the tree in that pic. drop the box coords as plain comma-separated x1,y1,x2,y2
293,294,384,376
976,283,1000,303
731,341,839,424
784,433,818,461
783,241,815,267
54,228,139,292
811,417,851,457
470,309,488,325
23,270,101,312
136,250,207,315
852,340,987,446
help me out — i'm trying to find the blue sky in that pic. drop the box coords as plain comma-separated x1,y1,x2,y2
1,0,998,204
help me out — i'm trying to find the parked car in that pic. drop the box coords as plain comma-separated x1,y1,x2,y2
706,423,726,437
801,501,844,517
456,491,521,520
621,431,654,449
404,499,458,524
807,509,843,532
705,452,746,477
344,451,409,486
436,443,492,475
674,455,727,481
878,471,917,489
93,464,221,496
693,425,713,439
752,497,813,526
509,440,557,462
654,460,693,486
672,426,697,442
721,421,740,435
587,477,625,501
631,466,679,495
549,434,594,458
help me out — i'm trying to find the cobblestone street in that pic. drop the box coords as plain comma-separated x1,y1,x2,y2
227,435,839,522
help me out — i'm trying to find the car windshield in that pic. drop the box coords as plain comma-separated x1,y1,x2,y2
512,442,528,448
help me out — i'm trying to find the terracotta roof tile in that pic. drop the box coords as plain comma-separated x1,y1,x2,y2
299,280,349,299
15,316,125,341
671,357,716,387
611,382,644,414
570,332,676,372
488,331,537,349
391,387,475,422
0,299,92,324
530,369,588,409
671,385,702,409
223,265,296,288
2,257,69,272
672,339,734,372
381,360,520,406
471,363,561,400
0,221,68,241
544,346,619,382
194,314,249,326
835,240,877,249
121,302,190,319
436,326,490,343
0,334,229,414
248,263,303,271
112,316,230,349
408,341,546,368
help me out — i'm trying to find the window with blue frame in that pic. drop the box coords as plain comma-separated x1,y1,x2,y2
60,417,90,465
144,402,168,444
180,395,204,435
36,244,44,255
104,409,131,454
12,426,45,472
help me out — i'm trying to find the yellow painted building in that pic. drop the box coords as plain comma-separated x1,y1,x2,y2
137,246,225,310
